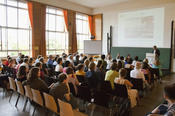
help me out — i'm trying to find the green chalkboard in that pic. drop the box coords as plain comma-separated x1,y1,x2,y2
111,47,171,69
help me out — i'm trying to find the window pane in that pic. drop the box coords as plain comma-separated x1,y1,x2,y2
48,32,55,49
1,28,7,50
8,51,18,57
7,7,17,27
18,30,29,50
21,51,29,56
56,16,64,32
76,20,82,33
57,10,63,15
19,9,30,28
48,14,55,31
76,14,82,19
7,0,17,6
0,5,7,26
48,7,56,14
0,52,7,57
18,2,27,9
47,51,55,55
0,0,5,4
56,32,65,49
46,14,49,30
7,29,18,50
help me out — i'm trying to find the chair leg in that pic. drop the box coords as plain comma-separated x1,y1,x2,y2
15,94,20,107
9,91,13,102
32,106,36,116
23,98,28,111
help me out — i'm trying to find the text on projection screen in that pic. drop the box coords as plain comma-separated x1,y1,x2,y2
117,8,164,47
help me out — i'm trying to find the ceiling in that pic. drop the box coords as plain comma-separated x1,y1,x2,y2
64,0,129,8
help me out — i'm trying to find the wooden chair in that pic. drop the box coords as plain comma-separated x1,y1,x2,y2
15,80,25,107
113,84,128,98
31,88,44,116
23,85,33,111
8,77,16,103
58,99,88,116
43,92,59,115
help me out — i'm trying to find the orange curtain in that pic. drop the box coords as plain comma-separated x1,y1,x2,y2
27,2,33,28
63,10,68,31
27,1,46,58
88,16,93,35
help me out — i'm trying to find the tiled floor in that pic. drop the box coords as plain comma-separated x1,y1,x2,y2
0,74,175,116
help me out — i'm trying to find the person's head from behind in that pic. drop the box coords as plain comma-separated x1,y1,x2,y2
135,62,141,69
84,59,90,67
77,64,84,71
153,45,157,50
112,59,117,63
117,61,122,70
110,63,118,71
49,55,53,60
96,60,103,68
66,67,74,76
64,60,71,67
58,73,68,83
89,57,93,62
17,65,27,77
29,58,34,64
57,58,63,65
35,62,42,69
143,58,148,64
134,56,138,61
119,68,127,78
120,56,124,60
75,55,80,60
28,67,40,81
37,55,42,59
39,57,44,63
89,62,96,71
164,84,175,102
23,58,29,64
101,54,106,60
142,62,148,69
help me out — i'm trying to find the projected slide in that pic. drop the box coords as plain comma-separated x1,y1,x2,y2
118,8,164,47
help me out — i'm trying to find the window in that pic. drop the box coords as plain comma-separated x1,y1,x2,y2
0,0,31,57
76,13,90,53
46,7,68,55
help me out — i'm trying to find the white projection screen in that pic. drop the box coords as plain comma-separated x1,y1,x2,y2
117,8,164,47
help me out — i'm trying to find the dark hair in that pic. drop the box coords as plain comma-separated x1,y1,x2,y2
120,56,124,60
28,67,40,81
77,64,84,70
35,62,42,68
96,60,103,68
17,66,26,78
112,59,117,63
134,56,139,61
76,55,80,60
142,62,148,69
66,67,74,74
39,57,44,63
117,61,122,70
19,59,23,64
37,55,42,59
23,58,29,63
64,60,70,67
119,68,127,78
20,55,25,59
101,54,105,60
89,62,96,71
29,58,33,64
58,73,67,83
57,58,62,64
111,63,118,70
89,57,93,62
164,84,175,100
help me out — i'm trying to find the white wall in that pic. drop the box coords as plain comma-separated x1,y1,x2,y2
93,0,175,72
31,0,93,14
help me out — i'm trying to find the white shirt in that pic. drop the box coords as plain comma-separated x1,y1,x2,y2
55,64,63,72
106,60,113,70
130,69,145,81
